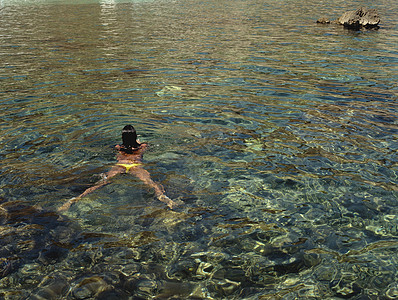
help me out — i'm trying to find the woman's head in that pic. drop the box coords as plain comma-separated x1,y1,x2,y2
121,125,141,153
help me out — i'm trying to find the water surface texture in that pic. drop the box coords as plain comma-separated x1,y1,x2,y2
1,0,398,298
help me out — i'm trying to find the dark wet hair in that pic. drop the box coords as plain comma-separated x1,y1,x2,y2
120,125,141,153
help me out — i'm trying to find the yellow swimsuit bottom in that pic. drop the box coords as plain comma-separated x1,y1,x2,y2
116,163,142,172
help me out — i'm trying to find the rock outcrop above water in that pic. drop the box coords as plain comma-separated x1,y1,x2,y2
317,7,380,30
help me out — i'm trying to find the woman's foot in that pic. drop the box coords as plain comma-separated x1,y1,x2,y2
157,194,181,209
58,197,78,212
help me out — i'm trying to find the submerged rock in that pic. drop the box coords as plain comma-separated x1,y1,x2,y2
317,7,380,30
30,275,69,300
72,276,110,299
386,282,398,299
0,199,79,277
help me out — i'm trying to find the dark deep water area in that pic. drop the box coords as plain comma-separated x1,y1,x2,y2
0,0,397,298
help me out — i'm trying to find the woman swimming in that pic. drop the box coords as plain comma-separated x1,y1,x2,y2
58,125,177,211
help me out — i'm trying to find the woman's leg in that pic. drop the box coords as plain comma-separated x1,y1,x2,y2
58,166,123,211
131,167,178,208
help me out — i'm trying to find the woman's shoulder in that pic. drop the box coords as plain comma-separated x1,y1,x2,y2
115,143,148,153
115,143,148,154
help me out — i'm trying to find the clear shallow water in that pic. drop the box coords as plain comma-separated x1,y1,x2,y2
0,0,397,298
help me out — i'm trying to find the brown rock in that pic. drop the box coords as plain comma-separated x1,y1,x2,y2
317,7,380,30
337,7,380,29
316,17,330,24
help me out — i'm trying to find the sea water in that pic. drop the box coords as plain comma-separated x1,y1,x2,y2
0,0,397,298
